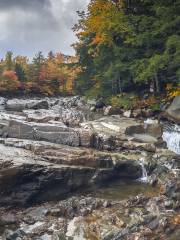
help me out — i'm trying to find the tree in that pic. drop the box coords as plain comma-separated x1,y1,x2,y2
32,51,45,82
15,63,27,83
5,51,14,70
74,0,180,97
0,71,20,92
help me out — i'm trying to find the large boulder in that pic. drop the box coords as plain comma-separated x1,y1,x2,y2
5,99,49,111
2,119,93,147
125,123,162,139
165,95,180,123
23,109,60,123
104,106,123,116
125,123,164,146
81,116,162,151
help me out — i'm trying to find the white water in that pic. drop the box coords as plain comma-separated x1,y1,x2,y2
144,118,180,154
139,158,148,183
144,119,159,125
162,124,180,154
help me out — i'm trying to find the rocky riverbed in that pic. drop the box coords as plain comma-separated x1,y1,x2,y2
0,96,179,239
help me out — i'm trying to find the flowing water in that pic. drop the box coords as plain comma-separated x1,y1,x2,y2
163,123,180,154
139,157,148,183
144,118,180,154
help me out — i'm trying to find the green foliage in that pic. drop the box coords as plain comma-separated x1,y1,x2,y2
74,0,180,97
151,102,161,111
15,63,26,84
5,51,14,71
108,94,134,110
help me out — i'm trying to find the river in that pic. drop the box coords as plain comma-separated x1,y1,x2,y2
0,96,179,239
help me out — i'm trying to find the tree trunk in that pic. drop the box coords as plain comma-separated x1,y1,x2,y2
154,74,160,93
118,75,122,93
112,78,115,94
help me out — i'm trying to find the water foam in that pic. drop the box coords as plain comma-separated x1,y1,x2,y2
162,124,180,154
139,158,148,183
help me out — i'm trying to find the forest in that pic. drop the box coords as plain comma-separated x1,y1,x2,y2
0,51,78,96
74,0,180,107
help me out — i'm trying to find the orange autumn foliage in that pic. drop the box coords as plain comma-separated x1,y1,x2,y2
0,71,21,92
0,51,79,95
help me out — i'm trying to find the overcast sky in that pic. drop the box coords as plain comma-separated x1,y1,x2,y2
0,0,89,58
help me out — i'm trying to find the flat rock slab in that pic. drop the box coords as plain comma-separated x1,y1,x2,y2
131,133,158,143
0,140,142,206
0,143,97,206
80,116,158,151
81,116,141,138
5,99,49,111
23,108,86,127
1,119,92,147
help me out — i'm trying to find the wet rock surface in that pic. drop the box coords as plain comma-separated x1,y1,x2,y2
0,96,179,239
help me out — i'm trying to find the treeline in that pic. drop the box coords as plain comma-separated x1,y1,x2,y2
0,51,79,96
74,0,180,98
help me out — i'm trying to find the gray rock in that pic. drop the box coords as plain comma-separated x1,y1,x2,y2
0,97,6,110
148,218,159,230
132,109,142,118
0,139,142,206
0,213,17,226
0,97,6,105
104,106,123,116
165,95,180,123
3,119,92,147
5,99,49,111
142,109,155,118
125,123,163,144
123,110,132,118
125,123,162,138
164,200,173,208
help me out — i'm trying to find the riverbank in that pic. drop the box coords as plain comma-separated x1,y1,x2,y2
0,96,179,239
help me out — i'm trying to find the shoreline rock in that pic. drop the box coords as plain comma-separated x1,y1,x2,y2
0,96,179,239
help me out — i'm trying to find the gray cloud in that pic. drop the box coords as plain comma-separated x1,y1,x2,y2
0,0,51,11
0,0,89,58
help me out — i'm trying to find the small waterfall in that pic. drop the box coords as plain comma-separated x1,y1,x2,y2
162,124,180,154
139,158,148,183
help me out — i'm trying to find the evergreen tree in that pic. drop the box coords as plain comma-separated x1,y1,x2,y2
74,0,180,97
15,63,26,83
32,51,45,82
5,51,14,70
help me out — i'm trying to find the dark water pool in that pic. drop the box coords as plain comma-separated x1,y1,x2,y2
88,179,159,201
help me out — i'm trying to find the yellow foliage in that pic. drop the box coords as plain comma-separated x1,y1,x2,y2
166,83,180,99
91,33,106,45
81,0,116,49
